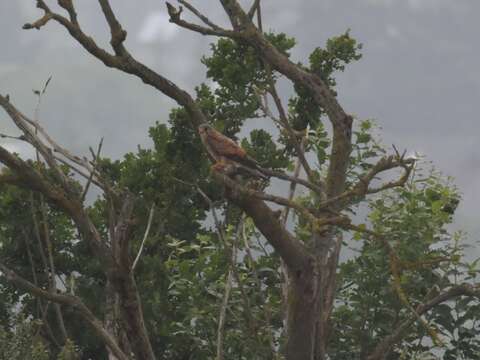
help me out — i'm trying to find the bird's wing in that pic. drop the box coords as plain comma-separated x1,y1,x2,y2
207,129,247,159
207,129,266,174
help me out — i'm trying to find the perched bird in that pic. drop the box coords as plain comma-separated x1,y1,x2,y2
198,123,268,179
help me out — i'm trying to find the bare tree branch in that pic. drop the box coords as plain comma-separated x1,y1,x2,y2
316,155,415,211
57,0,78,25
216,268,233,360
0,94,113,268
81,137,104,201
266,82,319,188
177,0,223,30
215,170,318,223
25,3,209,128
247,0,261,20
262,167,323,195
367,284,480,360
20,2,317,283
23,12,53,29
0,93,73,192
208,173,310,272
97,0,128,55
21,229,42,318
37,192,69,343
166,2,238,37
0,261,129,360
132,204,155,271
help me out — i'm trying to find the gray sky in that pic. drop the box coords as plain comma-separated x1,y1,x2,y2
0,1,479,255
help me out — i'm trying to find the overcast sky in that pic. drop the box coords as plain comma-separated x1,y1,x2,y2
0,1,479,256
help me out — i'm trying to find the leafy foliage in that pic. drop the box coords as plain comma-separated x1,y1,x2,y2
0,22,478,360
330,171,479,359
202,33,295,136
289,30,362,131
0,313,79,360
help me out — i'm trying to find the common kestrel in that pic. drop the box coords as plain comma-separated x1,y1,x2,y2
198,123,267,179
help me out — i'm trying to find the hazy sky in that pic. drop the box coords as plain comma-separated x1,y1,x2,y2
0,1,479,255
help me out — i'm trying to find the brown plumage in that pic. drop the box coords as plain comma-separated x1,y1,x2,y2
198,124,267,178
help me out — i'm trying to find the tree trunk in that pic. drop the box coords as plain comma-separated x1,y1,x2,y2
285,230,340,360
315,231,342,360
111,270,156,360
286,259,319,360
105,279,134,360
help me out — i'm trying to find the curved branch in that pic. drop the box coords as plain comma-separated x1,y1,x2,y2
317,155,414,211
367,284,480,360
212,171,310,271
166,2,237,37
0,261,129,360
178,0,223,30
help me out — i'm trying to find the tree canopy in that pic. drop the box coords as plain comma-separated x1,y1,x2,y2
0,1,479,360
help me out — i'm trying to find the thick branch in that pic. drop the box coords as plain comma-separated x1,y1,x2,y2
97,0,128,55
218,0,250,29
213,172,310,271
216,171,317,223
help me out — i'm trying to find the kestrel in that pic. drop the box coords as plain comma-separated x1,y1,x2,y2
198,123,267,179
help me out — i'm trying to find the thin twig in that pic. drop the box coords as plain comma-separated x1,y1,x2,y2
21,229,42,318
262,167,323,195
132,204,155,271
267,83,318,185
0,133,25,141
166,2,238,37
81,137,103,201
216,266,233,360
178,0,222,30
53,155,105,190
345,222,446,348
282,135,307,225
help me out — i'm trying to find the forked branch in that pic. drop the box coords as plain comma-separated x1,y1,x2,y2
367,283,480,360
0,261,129,360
